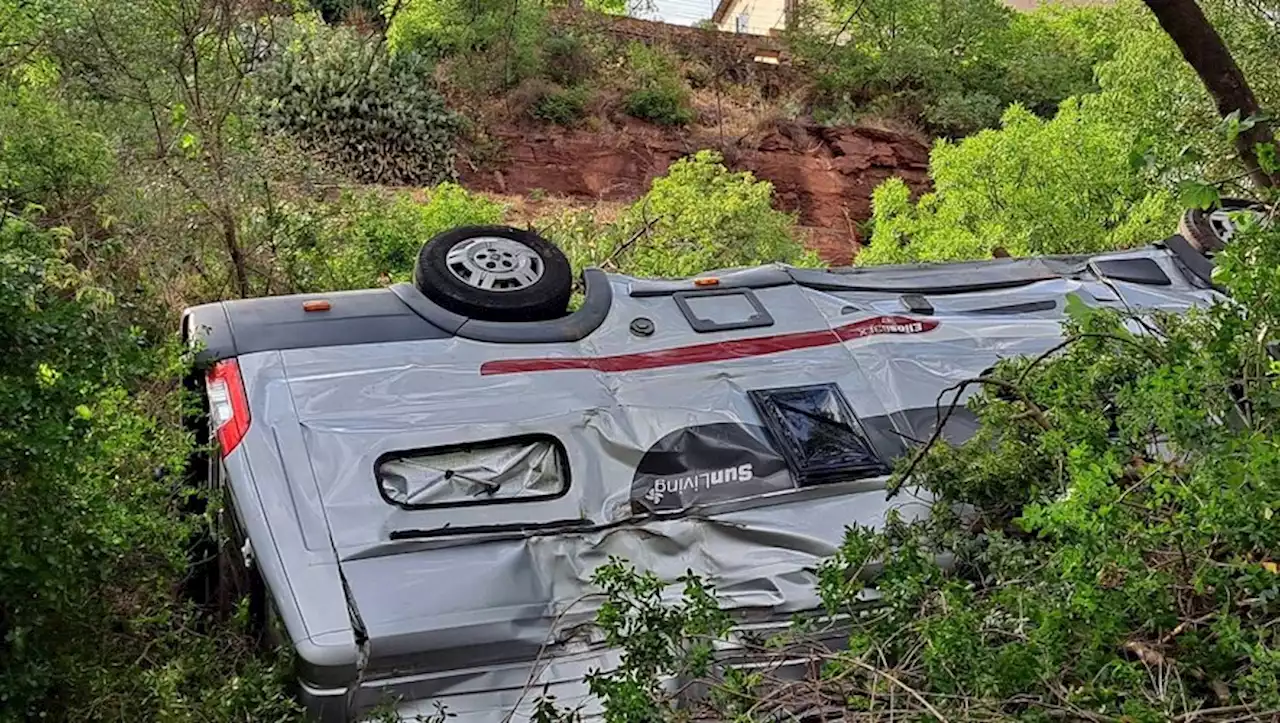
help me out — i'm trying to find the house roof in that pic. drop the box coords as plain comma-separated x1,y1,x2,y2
711,0,739,23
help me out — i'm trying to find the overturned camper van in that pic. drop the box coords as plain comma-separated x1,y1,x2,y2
182,212,1244,722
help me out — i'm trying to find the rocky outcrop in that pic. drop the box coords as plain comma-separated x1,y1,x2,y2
459,122,931,265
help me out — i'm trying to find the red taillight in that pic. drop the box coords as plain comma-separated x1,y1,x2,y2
206,359,251,455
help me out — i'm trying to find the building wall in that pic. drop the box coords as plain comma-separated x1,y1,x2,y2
714,0,790,35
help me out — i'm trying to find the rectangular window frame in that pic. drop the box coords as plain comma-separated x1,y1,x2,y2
674,288,775,333
375,433,572,511
748,383,887,486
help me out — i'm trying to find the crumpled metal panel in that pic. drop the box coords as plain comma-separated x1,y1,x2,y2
378,439,565,506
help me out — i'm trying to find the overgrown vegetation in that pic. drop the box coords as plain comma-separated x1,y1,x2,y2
0,210,303,720
790,0,1121,136
860,102,1178,264
859,0,1279,265
621,42,696,127
258,18,460,185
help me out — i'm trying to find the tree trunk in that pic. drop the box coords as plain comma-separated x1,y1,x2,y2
220,210,250,298
1143,0,1276,189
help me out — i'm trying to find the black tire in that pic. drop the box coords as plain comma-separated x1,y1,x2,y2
414,225,573,322
1178,198,1266,253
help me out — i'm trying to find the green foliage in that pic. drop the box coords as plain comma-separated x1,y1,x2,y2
860,102,1178,264
543,32,600,89
0,211,300,721
547,151,818,279
920,91,1004,138
1084,0,1280,186
585,0,627,13
856,0,1279,267
791,0,1119,135
1,82,112,210
631,151,815,274
275,184,505,291
534,559,732,723
386,0,550,89
258,19,460,185
621,43,695,127
531,84,591,126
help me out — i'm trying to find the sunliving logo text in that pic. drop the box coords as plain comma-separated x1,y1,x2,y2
643,464,754,504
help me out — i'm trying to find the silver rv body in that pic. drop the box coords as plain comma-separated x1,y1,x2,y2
182,237,1220,721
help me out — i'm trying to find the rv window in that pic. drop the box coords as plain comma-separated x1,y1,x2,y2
675,289,774,332
748,384,886,485
376,436,569,508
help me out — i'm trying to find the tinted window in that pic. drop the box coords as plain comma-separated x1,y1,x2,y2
748,384,886,485
377,436,569,508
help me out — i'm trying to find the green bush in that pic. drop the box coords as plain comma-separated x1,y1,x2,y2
543,32,598,88
859,102,1178,265
0,211,302,721
622,43,695,127
387,0,550,89
791,0,1116,135
257,19,460,185
276,184,506,292
547,150,817,279
921,91,1004,138
1,82,112,210
531,84,591,126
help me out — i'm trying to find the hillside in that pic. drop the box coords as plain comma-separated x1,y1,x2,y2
461,118,930,263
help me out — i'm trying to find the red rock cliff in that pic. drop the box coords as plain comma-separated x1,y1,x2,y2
459,122,931,265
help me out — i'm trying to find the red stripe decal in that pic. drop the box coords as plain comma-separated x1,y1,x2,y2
480,316,938,376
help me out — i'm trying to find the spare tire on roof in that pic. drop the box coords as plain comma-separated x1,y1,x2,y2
1178,198,1268,253
414,225,573,322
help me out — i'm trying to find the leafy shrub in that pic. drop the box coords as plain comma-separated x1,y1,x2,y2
624,85,696,127
257,19,460,185
0,211,302,721
791,0,1114,135
531,84,591,126
622,43,695,127
0,82,111,210
387,0,550,89
859,102,1178,265
543,32,598,88
546,150,817,278
999,3,1126,115
532,559,732,723
276,184,506,291
921,91,1004,138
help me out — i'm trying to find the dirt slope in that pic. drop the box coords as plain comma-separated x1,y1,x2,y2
459,121,932,265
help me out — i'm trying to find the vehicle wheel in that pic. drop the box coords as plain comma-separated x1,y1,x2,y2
1178,198,1267,253
415,226,573,322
